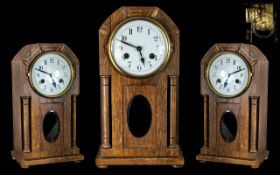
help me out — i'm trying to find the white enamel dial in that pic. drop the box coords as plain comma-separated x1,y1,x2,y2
109,18,170,77
30,53,73,97
207,53,251,97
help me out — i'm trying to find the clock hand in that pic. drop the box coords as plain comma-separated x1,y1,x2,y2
223,79,228,88
140,57,145,65
35,68,57,89
50,75,57,89
223,68,245,89
118,39,143,54
139,50,145,66
118,39,138,49
117,39,146,66
228,68,245,76
223,72,231,88
52,79,57,89
35,68,52,76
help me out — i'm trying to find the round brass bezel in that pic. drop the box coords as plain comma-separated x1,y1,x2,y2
108,17,171,78
28,52,75,98
205,52,253,98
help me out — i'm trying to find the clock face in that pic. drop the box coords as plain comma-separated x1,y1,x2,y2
29,53,73,98
109,18,170,77
207,53,251,97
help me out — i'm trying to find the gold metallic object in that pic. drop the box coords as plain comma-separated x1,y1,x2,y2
108,17,171,78
205,52,252,98
245,3,276,41
28,52,75,98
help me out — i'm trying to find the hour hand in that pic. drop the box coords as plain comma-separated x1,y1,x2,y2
139,50,145,66
223,79,228,88
140,57,145,66
35,68,57,89
52,80,57,89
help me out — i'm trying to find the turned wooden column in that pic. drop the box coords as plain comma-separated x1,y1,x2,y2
100,75,111,148
22,96,31,153
71,95,78,148
203,95,209,148
169,76,178,147
250,96,259,153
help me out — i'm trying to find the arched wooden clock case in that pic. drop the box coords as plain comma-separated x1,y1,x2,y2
196,43,269,168
96,6,184,167
11,43,84,168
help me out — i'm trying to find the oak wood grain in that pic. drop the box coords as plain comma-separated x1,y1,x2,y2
96,6,184,168
11,43,84,168
197,43,269,168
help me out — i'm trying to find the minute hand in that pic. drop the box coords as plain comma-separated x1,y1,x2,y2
118,39,145,66
118,39,138,49
228,68,245,76
35,68,52,76
35,68,57,89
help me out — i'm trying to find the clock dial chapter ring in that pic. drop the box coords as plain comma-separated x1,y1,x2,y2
206,52,252,98
28,52,75,98
108,17,171,78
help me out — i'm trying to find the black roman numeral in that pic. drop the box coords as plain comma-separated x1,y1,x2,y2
121,35,127,41
137,26,143,33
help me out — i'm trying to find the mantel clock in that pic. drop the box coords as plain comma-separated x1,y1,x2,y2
11,43,84,168
196,43,269,168
96,6,184,167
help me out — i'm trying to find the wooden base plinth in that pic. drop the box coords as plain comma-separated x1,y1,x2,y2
196,151,269,168
96,148,184,168
11,151,84,168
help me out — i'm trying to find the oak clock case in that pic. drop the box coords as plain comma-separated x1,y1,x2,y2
96,6,184,167
11,43,84,168
196,43,269,168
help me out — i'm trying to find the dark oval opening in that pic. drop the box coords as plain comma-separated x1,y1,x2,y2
43,110,60,143
220,110,238,143
128,95,152,138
